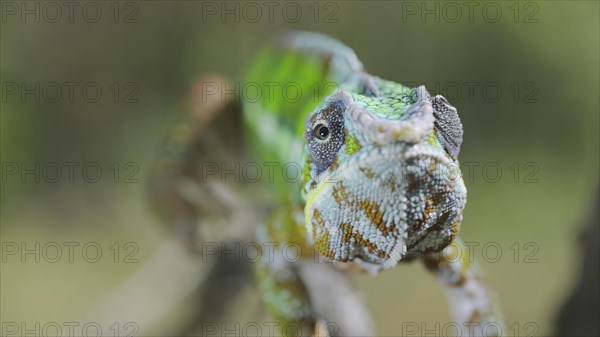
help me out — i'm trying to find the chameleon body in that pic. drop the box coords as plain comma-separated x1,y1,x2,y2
149,32,503,337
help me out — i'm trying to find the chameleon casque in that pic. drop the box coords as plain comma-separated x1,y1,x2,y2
148,31,503,337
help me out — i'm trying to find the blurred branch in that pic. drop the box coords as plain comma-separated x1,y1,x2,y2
80,238,255,336
299,263,375,337
79,236,376,337
80,238,207,334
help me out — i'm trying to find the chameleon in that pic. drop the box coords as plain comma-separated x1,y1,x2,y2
148,31,504,337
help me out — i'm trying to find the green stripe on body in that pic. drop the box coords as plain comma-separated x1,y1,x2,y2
242,47,337,201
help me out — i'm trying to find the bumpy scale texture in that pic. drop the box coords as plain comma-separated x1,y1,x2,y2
303,79,466,272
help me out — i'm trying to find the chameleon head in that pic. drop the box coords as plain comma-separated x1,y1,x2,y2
302,84,467,272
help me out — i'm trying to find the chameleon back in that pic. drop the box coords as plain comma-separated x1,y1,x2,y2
242,32,365,202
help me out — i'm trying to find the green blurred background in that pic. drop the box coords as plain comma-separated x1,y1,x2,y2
1,1,598,336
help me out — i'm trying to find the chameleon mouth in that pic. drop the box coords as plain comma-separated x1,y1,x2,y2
305,142,461,272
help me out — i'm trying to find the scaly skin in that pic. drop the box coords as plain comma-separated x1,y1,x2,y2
149,31,504,337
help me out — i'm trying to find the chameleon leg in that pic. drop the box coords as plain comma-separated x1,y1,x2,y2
422,237,504,337
254,222,317,337
254,207,375,337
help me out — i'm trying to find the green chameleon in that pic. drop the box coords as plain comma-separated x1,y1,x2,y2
148,31,504,337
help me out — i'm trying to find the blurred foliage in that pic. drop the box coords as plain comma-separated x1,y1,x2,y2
1,1,598,336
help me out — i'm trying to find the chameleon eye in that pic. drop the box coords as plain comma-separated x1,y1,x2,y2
306,101,345,174
314,123,330,140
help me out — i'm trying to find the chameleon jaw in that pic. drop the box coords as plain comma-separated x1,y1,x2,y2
304,144,413,270
304,142,463,273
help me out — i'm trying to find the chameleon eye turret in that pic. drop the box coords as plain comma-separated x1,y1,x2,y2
305,100,346,174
